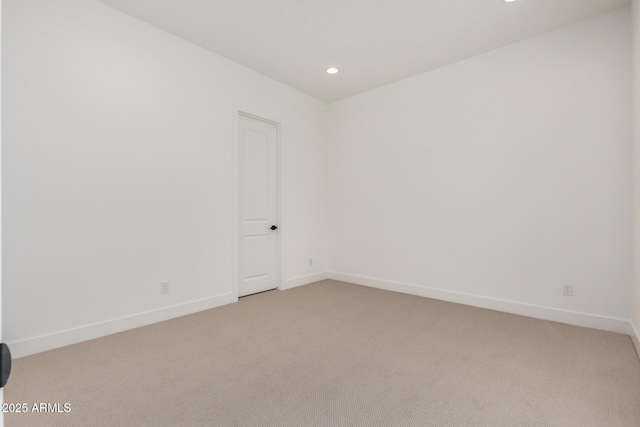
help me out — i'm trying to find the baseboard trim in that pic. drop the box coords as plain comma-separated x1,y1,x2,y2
281,272,329,290
11,275,633,359
9,292,237,359
631,321,640,360
328,272,631,335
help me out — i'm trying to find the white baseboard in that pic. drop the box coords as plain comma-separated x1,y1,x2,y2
10,274,634,359
9,292,237,359
631,321,640,360
328,272,632,335
281,272,329,290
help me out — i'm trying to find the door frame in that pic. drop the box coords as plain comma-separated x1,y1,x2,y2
232,107,284,299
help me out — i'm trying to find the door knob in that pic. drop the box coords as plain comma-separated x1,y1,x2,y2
0,343,11,388
270,225,278,230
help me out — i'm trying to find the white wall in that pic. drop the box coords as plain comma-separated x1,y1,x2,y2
632,0,640,352
328,8,633,332
0,0,4,422
3,0,635,358
3,0,328,356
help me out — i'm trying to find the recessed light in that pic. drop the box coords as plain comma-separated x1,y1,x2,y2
504,0,517,2
326,67,339,75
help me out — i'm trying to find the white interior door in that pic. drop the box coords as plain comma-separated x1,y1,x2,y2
238,114,279,297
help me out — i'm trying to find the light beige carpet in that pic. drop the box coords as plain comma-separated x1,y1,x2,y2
5,280,640,427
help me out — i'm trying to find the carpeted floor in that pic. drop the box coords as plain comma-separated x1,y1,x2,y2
5,280,640,426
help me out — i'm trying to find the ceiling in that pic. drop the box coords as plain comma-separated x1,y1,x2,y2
96,0,630,103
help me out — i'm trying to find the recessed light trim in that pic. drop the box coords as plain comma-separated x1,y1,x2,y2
326,67,339,75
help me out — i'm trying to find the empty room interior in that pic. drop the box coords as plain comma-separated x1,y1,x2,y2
3,0,640,426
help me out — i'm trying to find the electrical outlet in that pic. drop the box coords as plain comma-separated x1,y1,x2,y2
563,284,573,296
309,258,313,266
161,282,170,294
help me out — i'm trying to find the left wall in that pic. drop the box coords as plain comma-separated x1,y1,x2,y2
632,0,640,356
2,0,328,357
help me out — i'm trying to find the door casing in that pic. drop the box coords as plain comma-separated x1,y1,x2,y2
232,108,284,299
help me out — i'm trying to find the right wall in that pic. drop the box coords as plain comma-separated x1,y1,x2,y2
328,8,633,333
632,0,640,353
